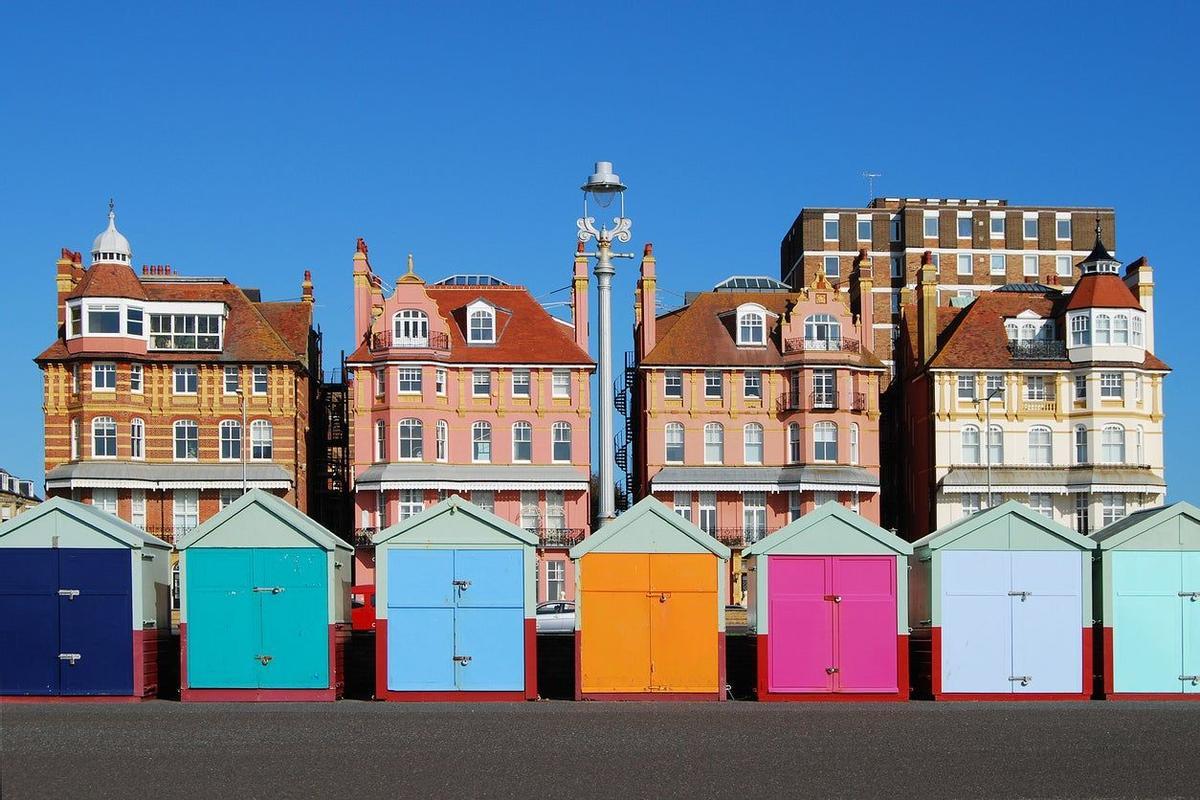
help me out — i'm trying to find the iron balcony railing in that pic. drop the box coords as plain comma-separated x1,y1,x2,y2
1008,340,1067,360
709,527,774,548
776,391,866,413
782,337,861,355
353,527,378,547
525,527,586,548
368,330,451,352
142,525,197,544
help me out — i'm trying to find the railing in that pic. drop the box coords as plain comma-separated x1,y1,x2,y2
709,527,774,548
1008,340,1067,360
775,391,866,413
528,527,586,548
1021,396,1058,414
783,337,860,355
142,525,195,544
368,330,450,352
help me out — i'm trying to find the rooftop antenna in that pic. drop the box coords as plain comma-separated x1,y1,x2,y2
862,171,881,203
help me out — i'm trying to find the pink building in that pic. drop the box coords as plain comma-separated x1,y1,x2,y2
632,247,886,602
346,240,594,603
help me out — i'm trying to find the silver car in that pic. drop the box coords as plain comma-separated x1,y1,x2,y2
535,601,575,634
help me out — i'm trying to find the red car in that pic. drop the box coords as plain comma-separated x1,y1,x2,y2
351,584,376,631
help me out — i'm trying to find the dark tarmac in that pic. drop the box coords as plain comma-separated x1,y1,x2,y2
1,700,1197,799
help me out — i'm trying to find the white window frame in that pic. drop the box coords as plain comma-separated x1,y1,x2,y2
703,423,724,465
849,423,859,465
512,421,533,462
512,369,531,398
397,418,422,461
1056,254,1072,277
472,369,491,398
698,492,717,535
1028,426,1052,465
990,214,1005,238
173,490,200,536
856,217,871,242
1074,425,1088,464
397,367,422,394
743,492,767,544
92,362,117,392
472,421,492,463
823,216,839,242
219,419,242,461
1023,214,1038,240
435,420,448,461
552,422,572,463
743,370,762,400
673,492,692,522
737,306,766,346
224,366,240,395
990,253,1006,275
173,366,198,395
250,419,273,460
1101,493,1127,527
957,214,972,239
1028,492,1053,518
743,423,764,465
1100,372,1123,399
813,421,838,463
788,423,801,464
1055,215,1071,241
174,420,199,461
374,367,385,398
1101,425,1125,464
252,366,268,396
1023,254,1039,277
392,309,430,347
956,253,972,276
664,422,685,464
961,425,981,465
923,212,938,239
435,368,447,396
92,416,117,459
375,420,387,462
552,369,571,399
130,417,145,460
468,303,496,344
704,370,723,399
131,489,146,529
988,425,1004,465
823,255,840,279
664,370,683,399
398,489,424,521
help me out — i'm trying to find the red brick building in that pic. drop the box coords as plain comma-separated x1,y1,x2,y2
35,207,321,546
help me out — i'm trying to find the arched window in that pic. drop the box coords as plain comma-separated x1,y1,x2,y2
1113,314,1129,345
804,314,841,349
512,421,532,462
250,420,273,460
435,420,448,461
988,425,1004,465
219,419,241,461
1074,425,1088,464
469,307,495,343
788,423,802,464
664,422,684,463
552,422,572,463
1071,315,1090,346
92,416,117,458
375,420,387,462
737,306,766,346
1136,425,1144,464
743,423,764,464
1005,322,1018,340
472,421,492,462
703,423,724,464
1101,424,1125,464
961,425,981,465
813,421,838,462
1020,323,1035,341
1095,314,1111,345
70,418,80,460
1028,426,1052,465
174,420,199,461
130,417,145,460
849,423,860,465
397,418,423,461
1132,316,1144,346
393,309,429,346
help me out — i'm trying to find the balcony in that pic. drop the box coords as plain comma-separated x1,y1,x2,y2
710,527,774,548
368,330,450,352
1008,340,1067,360
1021,396,1058,414
775,391,866,413
783,337,860,355
143,525,195,545
528,527,585,548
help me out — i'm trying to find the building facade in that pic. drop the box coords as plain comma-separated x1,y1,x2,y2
34,209,321,551
0,467,40,521
632,246,885,602
899,229,1167,538
345,240,594,604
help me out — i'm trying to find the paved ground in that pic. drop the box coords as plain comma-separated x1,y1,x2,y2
1,701,1197,799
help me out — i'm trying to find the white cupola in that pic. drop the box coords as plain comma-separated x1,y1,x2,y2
91,200,132,265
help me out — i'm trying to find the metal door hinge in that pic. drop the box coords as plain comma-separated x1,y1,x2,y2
253,586,285,594
453,655,472,665
452,579,471,590
1180,675,1200,685
1008,591,1032,601
1009,675,1032,686
57,589,80,600
58,653,82,665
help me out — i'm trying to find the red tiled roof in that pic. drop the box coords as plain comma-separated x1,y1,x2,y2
1064,273,1143,311
256,301,312,364
65,263,148,301
641,292,885,370
347,286,594,366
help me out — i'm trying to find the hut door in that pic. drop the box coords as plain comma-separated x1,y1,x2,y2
0,549,60,695
452,549,524,691
256,549,329,689
1112,552,1184,693
386,550,457,691
580,553,652,694
648,554,717,693
767,556,833,692
57,549,134,696
186,550,260,688
1009,552,1081,694
833,557,897,693
940,551,1013,693
1183,553,1200,694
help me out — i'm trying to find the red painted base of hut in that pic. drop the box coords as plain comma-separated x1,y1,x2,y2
926,627,1093,701
573,630,727,701
0,628,164,703
373,618,538,702
754,633,910,702
179,623,347,702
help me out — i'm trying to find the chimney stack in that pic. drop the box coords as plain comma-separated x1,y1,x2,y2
917,250,938,365
854,248,874,340
301,270,314,304
635,243,657,360
571,241,589,352
55,248,78,327
1125,256,1155,351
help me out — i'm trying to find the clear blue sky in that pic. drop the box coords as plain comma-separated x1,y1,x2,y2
2,2,1197,501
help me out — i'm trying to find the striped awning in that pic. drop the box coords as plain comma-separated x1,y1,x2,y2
45,462,293,491
939,466,1166,495
650,465,880,494
355,463,589,492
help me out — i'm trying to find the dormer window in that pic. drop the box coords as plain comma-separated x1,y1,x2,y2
736,305,766,346
149,313,223,351
468,302,495,343
86,304,121,334
803,314,842,349
393,309,429,347
68,304,82,337
1070,314,1090,346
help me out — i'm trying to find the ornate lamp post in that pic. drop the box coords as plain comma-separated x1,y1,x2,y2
576,161,633,524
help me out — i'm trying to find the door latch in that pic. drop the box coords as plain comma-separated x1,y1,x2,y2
1179,592,1199,601
453,655,472,665
825,666,839,674
452,579,471,590
824,594,843,604
1008,591,1032,601
57,589,80,600
1180,675,1200,686
256,655,273,665
58,653,82,665
253,586,285,594
1009,675,1032,686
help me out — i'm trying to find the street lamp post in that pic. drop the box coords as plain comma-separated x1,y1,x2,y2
235,387,248,496
973,386,1005,509
576,161,633,525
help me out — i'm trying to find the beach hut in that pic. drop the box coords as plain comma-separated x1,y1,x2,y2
0,497,171,700
909,500,1093,700
1094,502,1200,699
176,489,352,702
744,502,912,701
569,497,730,700
372,495,538,701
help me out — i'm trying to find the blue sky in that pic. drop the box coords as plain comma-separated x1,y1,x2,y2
2,2,1197,500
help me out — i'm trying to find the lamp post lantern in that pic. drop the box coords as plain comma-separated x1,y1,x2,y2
576,161,633,525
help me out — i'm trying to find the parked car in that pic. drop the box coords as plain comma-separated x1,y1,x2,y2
535,600,575,634
351,584,376,631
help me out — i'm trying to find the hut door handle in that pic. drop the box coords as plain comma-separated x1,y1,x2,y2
1180,675,1200,685
650,592,671,603
1179,592,1199,601
57,589,80,600
825,595,842,603
58,653,82,665
453,655,472,665
825,666,839,674
452,580,471,590
253,586,285,594
256,655,273,665
1008,591,1032,601
1009,675,1032,686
